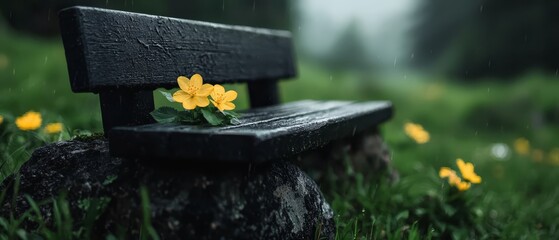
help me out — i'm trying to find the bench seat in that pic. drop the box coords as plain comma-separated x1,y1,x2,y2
109,100,392,162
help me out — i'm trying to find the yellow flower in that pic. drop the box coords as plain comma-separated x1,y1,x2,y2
514,138,530,155
210,84,237,112
456,159,482,184
15,111,42,131
45,123,63,134
404,122,430,144
172,74,214,110
439,167,471,191
0,115,3,125
455,181,471,191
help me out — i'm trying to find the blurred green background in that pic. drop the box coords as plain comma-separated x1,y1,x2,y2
1,0,558,238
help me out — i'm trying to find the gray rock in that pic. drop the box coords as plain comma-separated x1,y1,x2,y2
0,138,335,239
298,128,398,185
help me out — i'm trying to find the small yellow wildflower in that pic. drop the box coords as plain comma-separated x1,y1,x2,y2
456,159,482,184
0,115,3,125
455,180,471,191
172,74,214,110
210,84,238,112
439,167,471,191
514,138,530,155
531,149,544,162
404,122,430,144
15,111,42,131
45,122,63,134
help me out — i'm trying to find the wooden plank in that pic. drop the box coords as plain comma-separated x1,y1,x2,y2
58,6,296,93
109,100,393,162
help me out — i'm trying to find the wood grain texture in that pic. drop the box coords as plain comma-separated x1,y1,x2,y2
109,100,393,162
58,6,296,93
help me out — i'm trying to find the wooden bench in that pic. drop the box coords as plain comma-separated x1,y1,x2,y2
59,6,393,163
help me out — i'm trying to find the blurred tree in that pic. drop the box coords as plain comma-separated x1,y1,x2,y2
0,0,290,37
413,0,559,79
322,21,376,72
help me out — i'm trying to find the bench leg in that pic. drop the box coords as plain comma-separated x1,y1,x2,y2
99,90,154,134
248,80,280,108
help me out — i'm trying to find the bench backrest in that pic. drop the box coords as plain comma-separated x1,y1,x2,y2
58,6,297,132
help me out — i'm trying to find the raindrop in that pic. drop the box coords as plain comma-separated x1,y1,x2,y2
252,0,256,11
329,75,332,81
480,5,484,12
393,56,398,68
488,60,491,68
12,68,15,75
410,53,415,59
487,88,490,92
44,56,48,65
555,69,558,76
222,0,225,11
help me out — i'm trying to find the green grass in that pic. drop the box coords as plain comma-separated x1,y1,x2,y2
1,23,559,239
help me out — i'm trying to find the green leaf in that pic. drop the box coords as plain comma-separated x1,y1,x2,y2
159,90,175,102
229,117,241,125
200,108,224,126
177,110,201,124
222,110,241,125
223,110,240,118
150,107,179,123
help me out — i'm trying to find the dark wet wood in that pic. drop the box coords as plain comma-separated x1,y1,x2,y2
109,100,393,162
248,80,280,108
58,6,296,93
99,90,155,132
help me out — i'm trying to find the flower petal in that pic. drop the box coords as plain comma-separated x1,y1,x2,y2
194,96,210,107
221,102,236,111
456,158,482,184
182,98,197,110
172,90,190,102
456,181,471,191
211,99,219,108
177,76,190,91
212,84,225,97
197,84,214,97
224,90,238,101
439,167,453,178
189,74,203,88
214,103,224,112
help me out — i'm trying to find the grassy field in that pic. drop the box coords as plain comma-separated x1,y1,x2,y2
1,23,559,239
